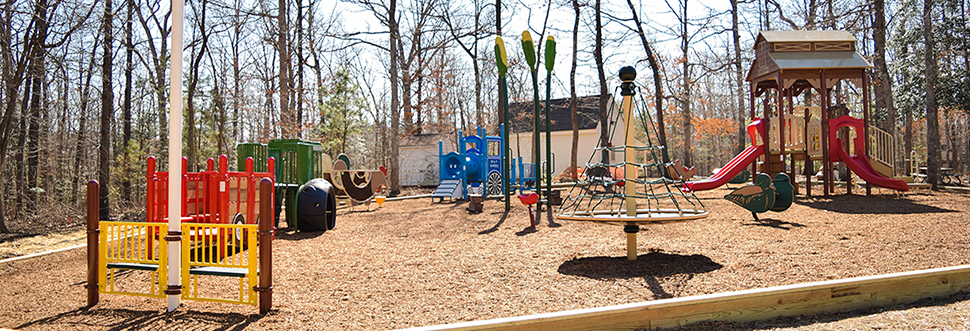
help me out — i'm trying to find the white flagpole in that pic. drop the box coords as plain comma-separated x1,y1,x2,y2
167,0,184,312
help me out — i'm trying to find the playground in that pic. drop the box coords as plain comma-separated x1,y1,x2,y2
1,184,969,330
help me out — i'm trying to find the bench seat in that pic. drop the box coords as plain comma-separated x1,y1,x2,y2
106,262,159,271
189,266,249,278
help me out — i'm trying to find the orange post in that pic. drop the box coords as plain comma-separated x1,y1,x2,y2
86,180,100,307
257,178,274,314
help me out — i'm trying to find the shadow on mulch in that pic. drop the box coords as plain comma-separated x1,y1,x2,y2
794,195,959,214
0,232,40,244
741,218,807,230
478,211,508,235
274,229,326,241
657,291,970,331
558,251,722,280
559,251,722,299
16,307,263,331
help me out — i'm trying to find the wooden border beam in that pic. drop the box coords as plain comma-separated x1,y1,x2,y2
401,265,970,331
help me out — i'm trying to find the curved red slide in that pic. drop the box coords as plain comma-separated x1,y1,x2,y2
684,144,764,192
685,118,766,192
828,115,908,192
833,141,909,192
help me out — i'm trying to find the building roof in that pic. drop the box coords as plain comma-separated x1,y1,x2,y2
758,30,857,44
507,95,607,133
769,51,871,70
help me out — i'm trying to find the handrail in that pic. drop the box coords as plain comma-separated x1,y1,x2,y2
867,125,895,173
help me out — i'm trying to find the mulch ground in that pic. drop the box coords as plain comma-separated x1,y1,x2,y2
1,184,969,330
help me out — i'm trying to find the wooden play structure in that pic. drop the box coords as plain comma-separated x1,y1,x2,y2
688,31,908,195
741,30,907,195
555,67,708,260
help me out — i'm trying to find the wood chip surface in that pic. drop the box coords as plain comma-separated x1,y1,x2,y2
1,185,969,330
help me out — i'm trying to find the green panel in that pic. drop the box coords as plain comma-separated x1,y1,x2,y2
268,139,324,186
236,143,268,172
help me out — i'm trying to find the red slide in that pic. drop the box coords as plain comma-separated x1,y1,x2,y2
685,119,766,192
684,144,764,192
833,140,909,192
828,116,908,192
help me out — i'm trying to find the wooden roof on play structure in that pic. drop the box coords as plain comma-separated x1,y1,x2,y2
746,30,872,83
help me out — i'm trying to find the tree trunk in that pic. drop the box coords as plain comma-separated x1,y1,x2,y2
99,0,114,220
25,0,49,218
872,0,896,174
388,0,401,195
924,0,940,189
73,45,97,205
569,0,579,179
625,0,669,164
594,0,608,165
680,0,692,167
122,0,133,202
732,0,745,155
278,0,292,138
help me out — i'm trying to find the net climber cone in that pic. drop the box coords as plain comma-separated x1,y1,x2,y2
555,66,708,260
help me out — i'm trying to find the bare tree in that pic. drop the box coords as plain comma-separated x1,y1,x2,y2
924,0,940,189
440,0,493,129
134,0,171,160
569,0,580,179
185,0,210,171
624,0,671,164
344,0,404,195
122,0,134,202
278,0,294,137
731,0,745,156
99,0,114,220
24,0,52,217
594,0,608,164
872,0,897,172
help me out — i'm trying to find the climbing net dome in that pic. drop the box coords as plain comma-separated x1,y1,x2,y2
555,67,708,226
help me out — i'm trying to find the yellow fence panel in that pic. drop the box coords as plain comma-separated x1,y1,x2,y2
180,222,259,305
98,221,168,299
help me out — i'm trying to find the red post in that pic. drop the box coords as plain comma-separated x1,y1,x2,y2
258,178,274,314
86,180,100,307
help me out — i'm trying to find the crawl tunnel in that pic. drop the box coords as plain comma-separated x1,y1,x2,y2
464,151,483,182
441,151,463,180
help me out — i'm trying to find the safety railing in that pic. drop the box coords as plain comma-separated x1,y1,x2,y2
87,179,275,313
181,222,259,305
98,221,168,299
868,125,895,173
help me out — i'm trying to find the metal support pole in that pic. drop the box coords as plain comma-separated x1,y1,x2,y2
167,0,185,312
624,224,640,261
496,37,511,212
544,36,556,215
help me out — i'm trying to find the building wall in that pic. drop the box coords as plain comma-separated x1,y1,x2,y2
400,139,456,187
399,120,643,186
508,120,639,177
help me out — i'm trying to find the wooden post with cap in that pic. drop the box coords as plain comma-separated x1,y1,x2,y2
86,180,99,307
258,178,274,314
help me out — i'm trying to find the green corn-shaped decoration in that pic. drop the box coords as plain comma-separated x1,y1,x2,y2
495,36,508,75
521,31,537,70
544,36,556,72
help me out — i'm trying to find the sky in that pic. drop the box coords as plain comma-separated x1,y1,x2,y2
330,0,750,100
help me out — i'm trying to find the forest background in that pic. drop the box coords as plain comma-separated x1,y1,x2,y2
0,0,967,234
